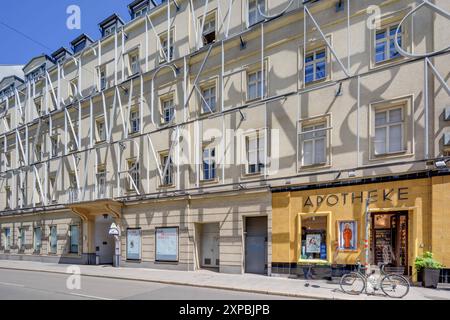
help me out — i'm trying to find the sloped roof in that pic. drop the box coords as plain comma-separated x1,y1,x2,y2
0,65,24,82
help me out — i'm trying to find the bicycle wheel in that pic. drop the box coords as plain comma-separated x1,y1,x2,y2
340,273,366,295
380,274,410,298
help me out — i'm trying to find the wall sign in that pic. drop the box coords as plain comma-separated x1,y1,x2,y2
156,227,179,262
303,188,409,208
127,228,142,261
338,221,358,251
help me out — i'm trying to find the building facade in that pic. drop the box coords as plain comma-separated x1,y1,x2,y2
0,0,449,279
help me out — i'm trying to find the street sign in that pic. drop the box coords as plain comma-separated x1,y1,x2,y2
109,223,120,236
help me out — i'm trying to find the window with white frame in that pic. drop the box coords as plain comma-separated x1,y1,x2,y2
247,69,265,101
129,51,140,75
202,147,216,181
375,24,402,63
49,225,57,254
3,227,11,250
69,225,79,254
245,132,265,174
161,97,175,124
48,175,56,203
5,186,11,209
96,119,106,142
35,143,42,162
97,166,106,198
300,122,328,166
69,172,78,202
51,135,58,158
99,66,107,90
18,227,25,251
69,79,78,100
130,109,140,134
159,30,174,63
128,160,140,191
304,48,327,84
202,13,216,45
103,24,116,37
33,227,42,253
200,85,216,113
134,6,148,19
34,96,43,116
248,0,265,26
374,107,404,155
160,154,173,186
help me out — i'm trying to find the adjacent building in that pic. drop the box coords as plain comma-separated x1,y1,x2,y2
0,0,449,281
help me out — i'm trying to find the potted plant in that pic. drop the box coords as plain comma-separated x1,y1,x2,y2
415,252,444,289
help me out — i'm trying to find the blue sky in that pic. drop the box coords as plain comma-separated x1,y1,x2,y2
0,0,163,65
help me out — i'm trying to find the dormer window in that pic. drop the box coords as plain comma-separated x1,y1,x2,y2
99,14,124,38
129,0,155,20
134,6,148,19
71,34,94,54
103,24,116,37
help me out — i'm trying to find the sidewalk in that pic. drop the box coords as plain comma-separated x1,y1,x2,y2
0,260,449,300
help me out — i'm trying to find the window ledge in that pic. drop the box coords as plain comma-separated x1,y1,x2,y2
200,178,219,185
371,55,407,70
158,184,175,190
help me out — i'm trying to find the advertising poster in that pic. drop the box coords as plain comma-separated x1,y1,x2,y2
127,229,142,260
338,221,358,251
156,227,178,262
305,234,321,253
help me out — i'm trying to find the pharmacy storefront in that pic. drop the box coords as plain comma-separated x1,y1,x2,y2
271,175,450,281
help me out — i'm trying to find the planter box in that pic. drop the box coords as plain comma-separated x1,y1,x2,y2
423,268,441,289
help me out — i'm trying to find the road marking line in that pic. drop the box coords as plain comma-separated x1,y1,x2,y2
69,293,113,300
0,281,25,288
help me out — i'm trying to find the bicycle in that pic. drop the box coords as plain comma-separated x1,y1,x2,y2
340,261,410,298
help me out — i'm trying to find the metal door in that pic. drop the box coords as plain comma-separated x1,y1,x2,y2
245,217,268,274
201,223,220,268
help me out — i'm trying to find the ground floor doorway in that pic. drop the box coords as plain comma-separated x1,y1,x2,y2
245,216,268,275
370,211,408,274
94,215,115,265
199,223,220,270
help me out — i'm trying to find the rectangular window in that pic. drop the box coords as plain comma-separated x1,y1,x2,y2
162,97,175,124
375,25,402,63
305,49,327,84
155,227,179,262
69,225,79,254
159,31,174,63
300,215,328,261
49,176,56,203
103,25,116,37
128,160,140,191
35,144,42,162
130,109,140,134
247,69,265,101
374,107,404,155
4,227,11,250
246,132,265,174
97,167,107,198
34,97,43,116
134,6,148,19
129,52,140,75
202,14,216,45
161,154,173,186
51,135,58,158
99,66,107,91
96,119,106,142
5,187,11,209
202,147,216,181
18,228,25,251
33,227,42,253
49,225,57,254
201,86,216,113
69,173,78,202
248,0,265,26
301,122,327,166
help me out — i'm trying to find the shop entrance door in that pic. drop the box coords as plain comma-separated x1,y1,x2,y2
245,217,268,275
371,212,408,273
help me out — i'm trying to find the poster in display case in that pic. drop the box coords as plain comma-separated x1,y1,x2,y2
127,228,142,261
156,227,179,262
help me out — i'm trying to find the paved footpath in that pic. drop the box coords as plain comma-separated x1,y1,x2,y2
0,260,449,300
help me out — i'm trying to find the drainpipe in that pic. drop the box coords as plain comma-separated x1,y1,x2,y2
364,198,371,275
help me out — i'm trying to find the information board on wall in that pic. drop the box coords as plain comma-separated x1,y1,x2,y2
127,229,142,260
156,227,178,262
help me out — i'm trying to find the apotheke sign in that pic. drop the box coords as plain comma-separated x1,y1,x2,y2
303,188,409,208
